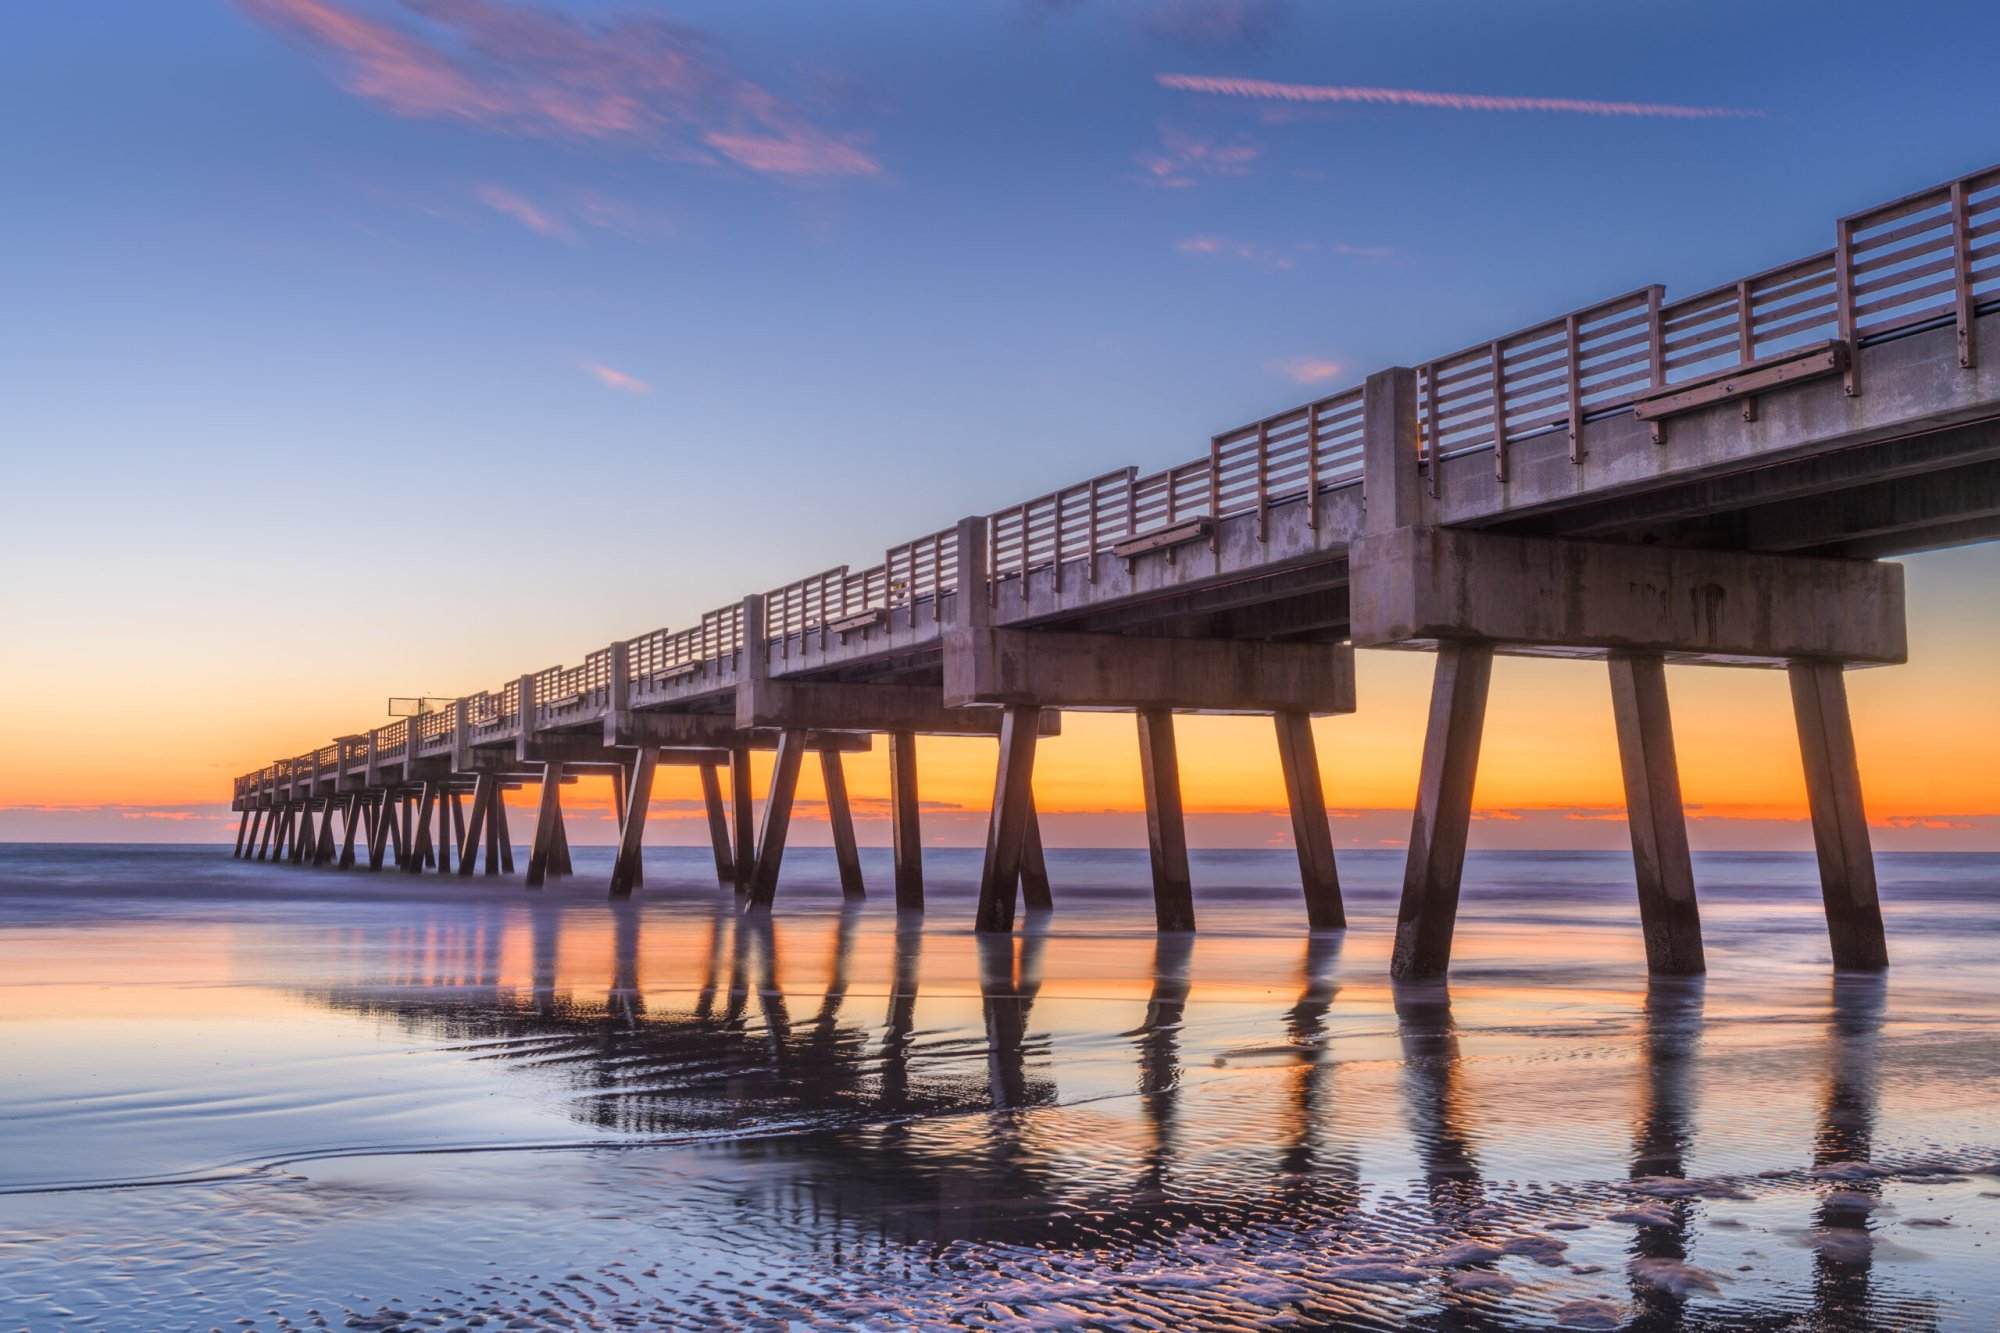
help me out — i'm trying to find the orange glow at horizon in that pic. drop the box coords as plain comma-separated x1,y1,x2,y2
4,548,1997,843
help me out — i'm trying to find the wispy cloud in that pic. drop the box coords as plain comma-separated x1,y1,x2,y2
1157,73,1763,120
239,0,881,176
1177,232,1294,269
1145,0,1290,47
586,363,651,395
1136,126,1261,187
476,182,571,238
1272,355,1343,385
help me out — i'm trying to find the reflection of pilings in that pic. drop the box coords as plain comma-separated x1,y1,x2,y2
1135,932,1193,1197
1393,980,1484,1219
695,893,731,1020
879,915,923,1115
609,900,642,1027
530,900,560,1021
1628,975,1705,1326
979,925,1053,1111
1280,932,1345,1183
1811,971,1885,1323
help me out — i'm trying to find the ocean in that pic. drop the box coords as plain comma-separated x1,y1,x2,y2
2,844,1997,1329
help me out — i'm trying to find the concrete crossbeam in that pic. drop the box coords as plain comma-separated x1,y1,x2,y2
736,679,1060,736
943,626,1356,713
1351,526,1905,666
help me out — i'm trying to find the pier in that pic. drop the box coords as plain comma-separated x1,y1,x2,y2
233,164,2000,979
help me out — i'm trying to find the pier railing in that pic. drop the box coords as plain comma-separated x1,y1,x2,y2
239,163,2000,795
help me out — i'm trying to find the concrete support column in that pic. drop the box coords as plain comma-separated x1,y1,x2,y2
1137,708,1195,932
747,729,807,909
293,805,314,865
232,810,251,858
457,774,495,878
888,730,924,911
698,763,735,886
609,747,657,899
976,704,1041,934
1789,662,1888,970
730,745,755,893
1020,792,1052,910
549,809,573,877
337,793,361,870
435,788,452,875
526,762,565,889
1608,654,1705,975
1274,711,1345,929
484,786,501,875
366,797,389,870
493,792,514,873
819,750,866,900
1391,641,1494,981
1362,366,1423,531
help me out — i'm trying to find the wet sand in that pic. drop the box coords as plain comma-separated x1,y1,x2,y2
2,844,1997,1329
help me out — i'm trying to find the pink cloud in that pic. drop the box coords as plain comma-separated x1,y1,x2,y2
1176,232,1295,269
1273,355,1343,385
476,183,571,238
1146,0,1290,47
1136,126,1261,187
1157,73,1763,120
240,0,881,177
586,363,651,395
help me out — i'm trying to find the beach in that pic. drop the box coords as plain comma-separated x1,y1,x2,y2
2,844,1997,1329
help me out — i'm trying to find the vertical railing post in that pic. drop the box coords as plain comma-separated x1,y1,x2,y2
1305,400,1322,529
1836,216,1860,396
1207,434,1222,550
1565,313,1584,463
1644,284,1667,443
1488,340,1507,481
1952,179,1977,370
1052,489,1065,594
1086,476,1101,581
451,699,469,772
365,729,380,788
514,673,536,763
1421,363,1441,497
1254,419,1270,542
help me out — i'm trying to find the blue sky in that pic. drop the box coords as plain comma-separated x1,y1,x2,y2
4,0,1998,841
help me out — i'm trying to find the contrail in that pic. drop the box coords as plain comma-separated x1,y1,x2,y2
1157,73,1761,120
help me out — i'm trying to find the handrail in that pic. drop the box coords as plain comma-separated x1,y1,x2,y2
235,162,2000,794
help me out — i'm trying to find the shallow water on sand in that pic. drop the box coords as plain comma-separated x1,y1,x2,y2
2,845,1998,1330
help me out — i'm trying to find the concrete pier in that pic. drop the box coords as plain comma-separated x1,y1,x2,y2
232,161,1992,979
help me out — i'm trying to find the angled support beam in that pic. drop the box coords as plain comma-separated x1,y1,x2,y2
730,745,755,893
435,788,452,874
1137,708,1195,931
337,793,361,870
526,763,564,889
699,763,735,886
457,773,495,878
888,730,924,911
609,747,656,898
1275,710,1345,930
1608,654,1704,975
317,803,338,865
976,704,1041,933
408,783,437,872
608,761,640,889
550,800,573,877
367,795,392,871
820,750,865,899
1020,792,1052,910
292,805,314,865
1391,642,1494,981
484,785,502,875
253,807,272,860
495,795,515,873
1789,662,1888,970
747,730,807,909
232,810,251,858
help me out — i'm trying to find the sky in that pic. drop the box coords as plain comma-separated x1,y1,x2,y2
2,0,1997,849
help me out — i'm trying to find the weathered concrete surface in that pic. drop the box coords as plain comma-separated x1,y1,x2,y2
1607,653,1704,976
1350,526,1906,666
1789,662,1888,969
1391,642,1493,982
1435,310,2000,525
735,679,1059,736
943,626,1356,712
